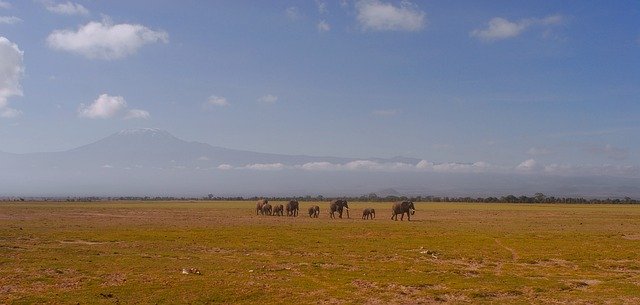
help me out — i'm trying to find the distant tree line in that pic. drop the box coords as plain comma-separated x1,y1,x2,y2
2,193,638,204
238,193,639,204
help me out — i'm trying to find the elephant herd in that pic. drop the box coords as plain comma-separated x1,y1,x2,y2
256,199,417,221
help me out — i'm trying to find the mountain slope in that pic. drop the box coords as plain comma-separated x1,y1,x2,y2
0,128,419,171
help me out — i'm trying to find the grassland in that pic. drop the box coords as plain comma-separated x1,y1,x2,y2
1,201,640,304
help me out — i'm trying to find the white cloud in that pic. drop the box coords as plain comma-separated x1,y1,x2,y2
47,19,168,60
44,1,89,16
0,1,10,9
78,94,149,119
0,16,21,24
415,160,433,169
207,95,229,107
213,158,640,178
101,164,113,168
258,94,278,104
78,94,127,119
516,159,539,171
298,159,497,173
1,107,20,118
124,109,150,120
349,160,415,171
471,17,528,41
372,109,399,116
356,0,426,32
298,162,342,171
440,162,490,173
0,36,23,119
417,160,496,173
217,164,233,170
301,160,415,172
197,156,210,161
317,20,330,32
471,15,564,42
241,163,286,171
285,6,301,20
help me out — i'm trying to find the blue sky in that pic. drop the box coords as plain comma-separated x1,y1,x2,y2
0,1,638,177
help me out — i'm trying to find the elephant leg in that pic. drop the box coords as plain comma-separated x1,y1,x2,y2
407,212,411,221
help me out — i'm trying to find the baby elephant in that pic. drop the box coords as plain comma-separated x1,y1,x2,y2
272,204,284,216
362,208,376,220
261,203,272,216
308,205,320,218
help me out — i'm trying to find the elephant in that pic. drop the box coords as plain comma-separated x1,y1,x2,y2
308,205,320,218
329,199,349,219
261,203,272,216
256,199,268,215
391,201,415,221
286,200,299,217
362,208,376,220
272,204,284,216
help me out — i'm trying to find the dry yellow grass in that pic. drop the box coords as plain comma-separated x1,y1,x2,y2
1,201,640,304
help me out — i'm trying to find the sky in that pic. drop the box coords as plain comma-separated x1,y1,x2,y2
0,0,639,178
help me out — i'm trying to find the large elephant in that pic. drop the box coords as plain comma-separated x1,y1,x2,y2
391,201,415,221
329,199,349,219
273,204,284,216
261,203,272,216
308,205,320,218
286,200,299,217
362,208,375,220
256,199,268,215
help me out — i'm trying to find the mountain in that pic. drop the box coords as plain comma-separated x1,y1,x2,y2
0,128,374,171
69,128,397,168
0,128,638,198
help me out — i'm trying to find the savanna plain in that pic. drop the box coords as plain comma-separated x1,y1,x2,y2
1,201,640,304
